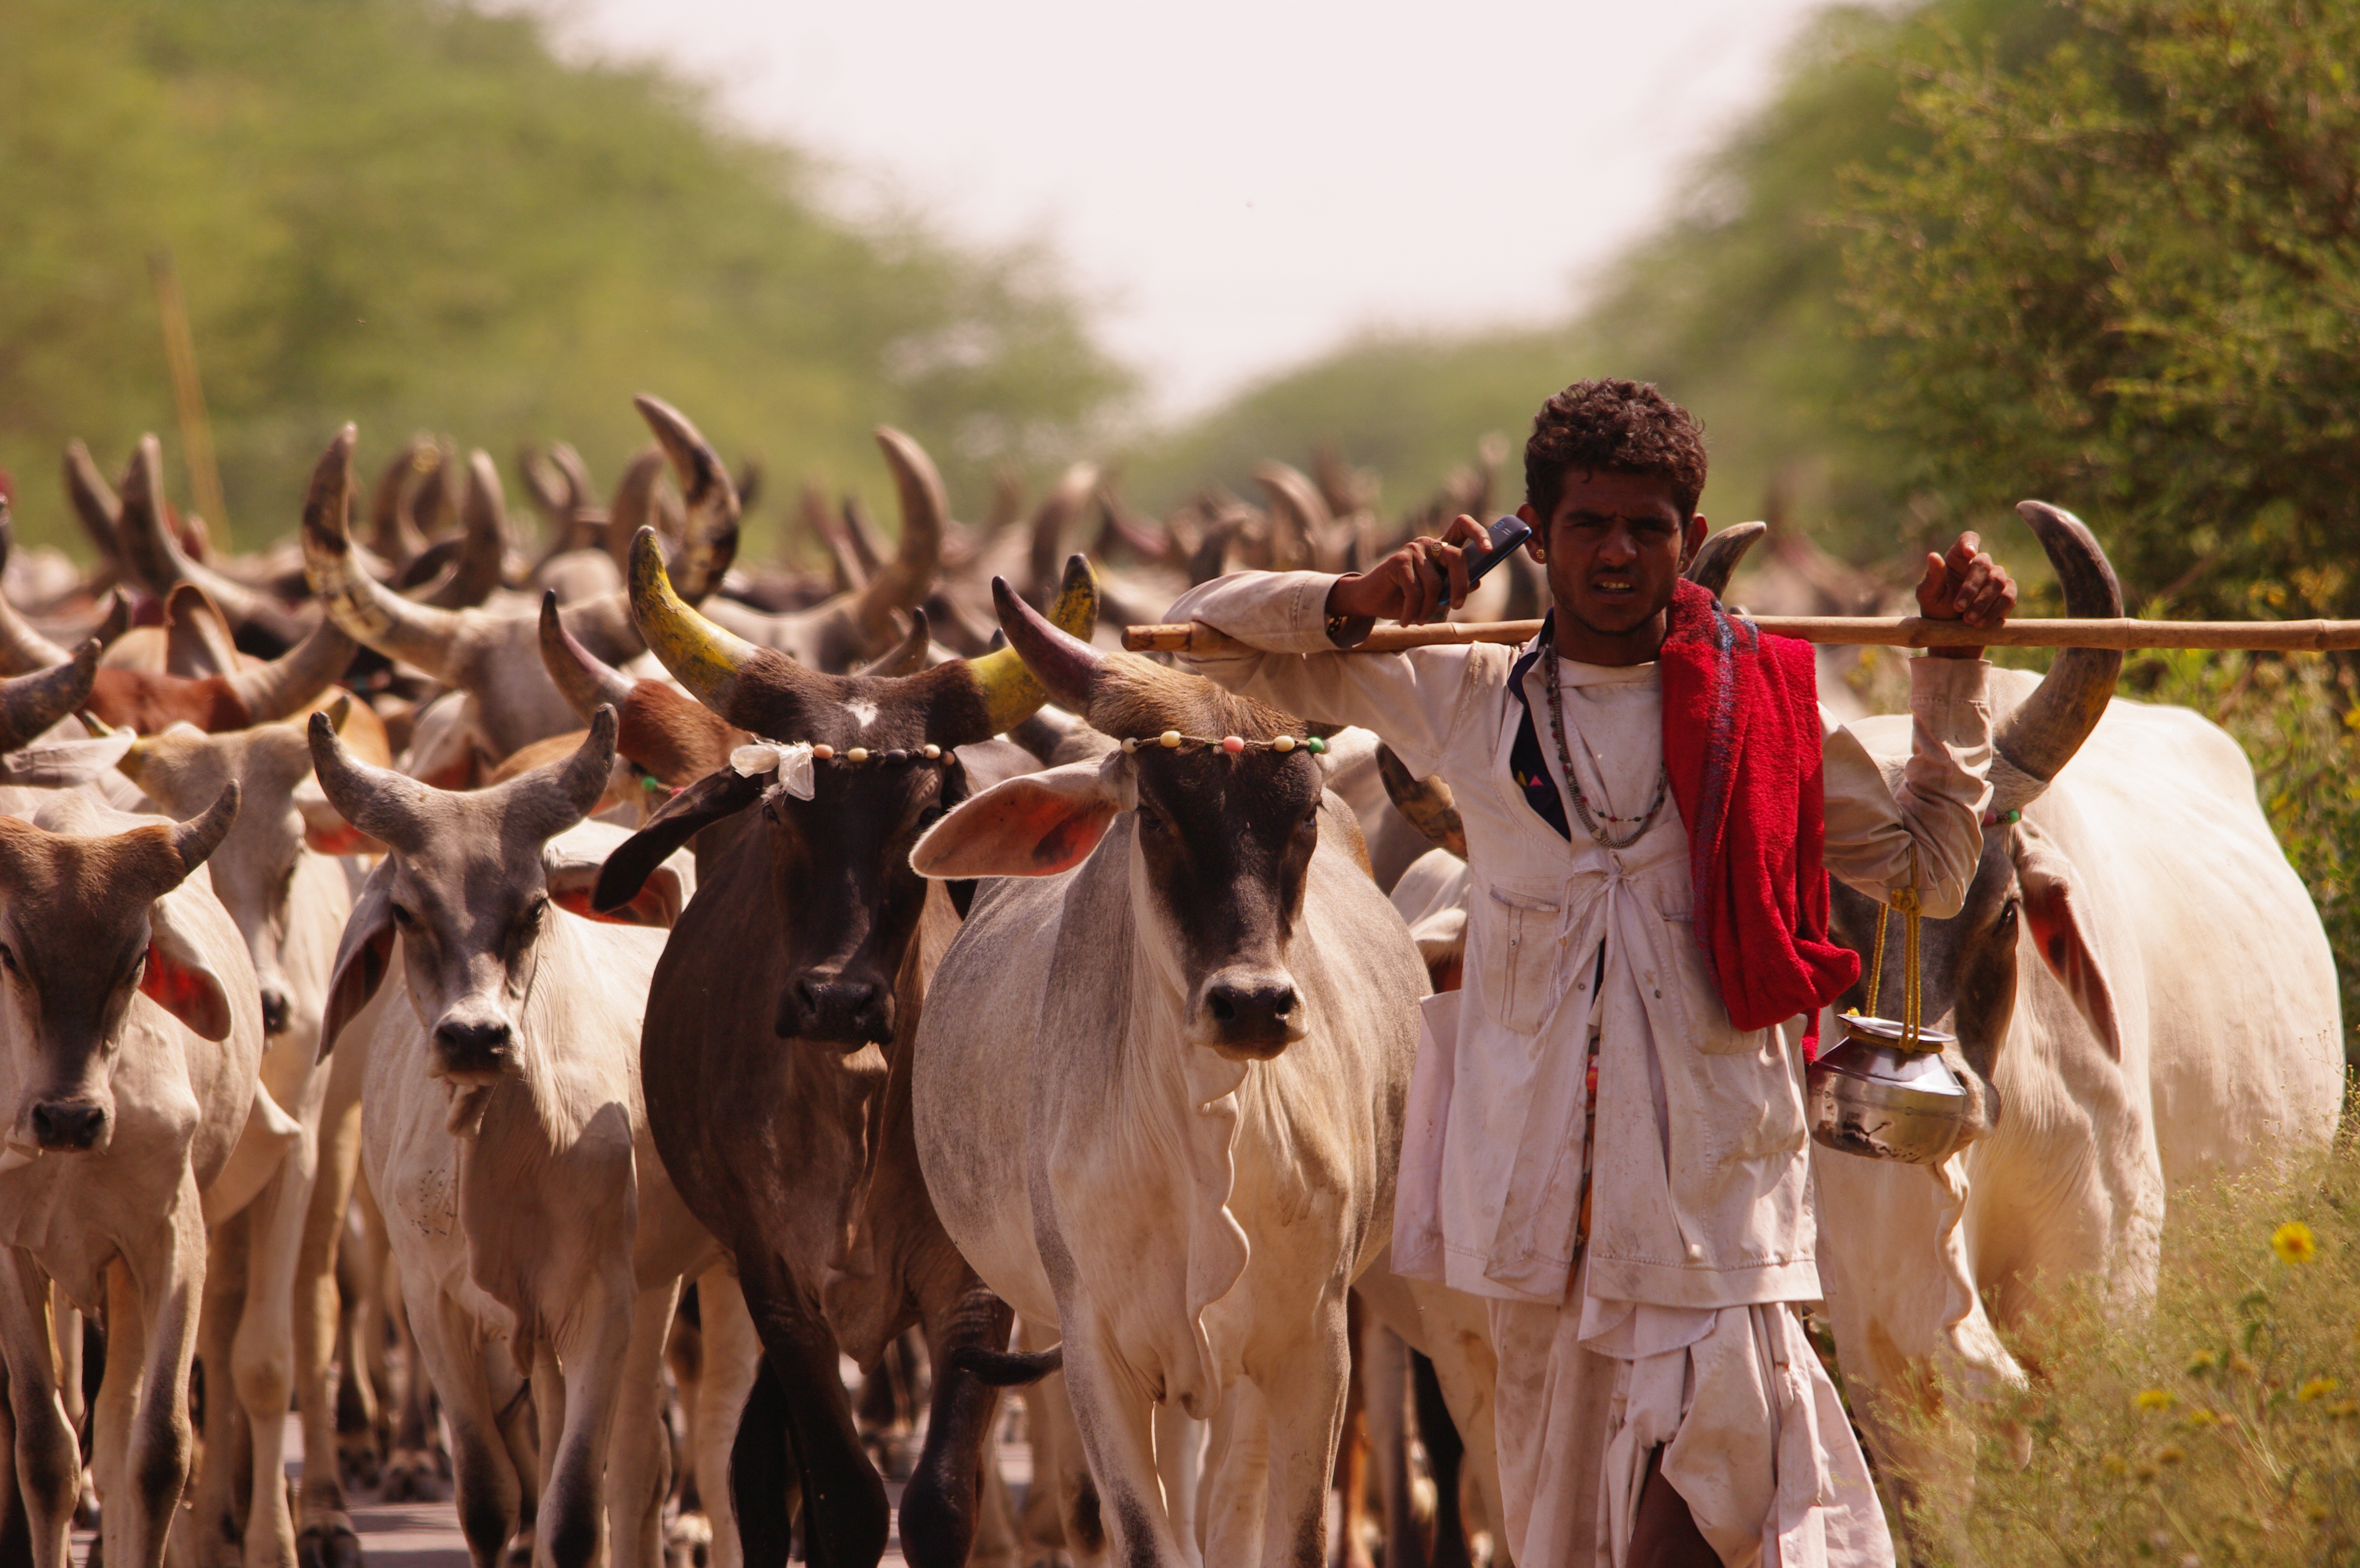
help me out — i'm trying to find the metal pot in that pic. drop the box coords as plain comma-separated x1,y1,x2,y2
1805,1013,1971,1165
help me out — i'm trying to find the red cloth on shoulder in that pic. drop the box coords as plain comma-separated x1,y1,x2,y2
1657,578,1858,1050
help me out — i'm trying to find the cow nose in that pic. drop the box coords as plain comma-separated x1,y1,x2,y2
260,989,291,1037
781,977,890,1047
28,1099,108,1153
433,1019,513,1071
1197,970,1305,1057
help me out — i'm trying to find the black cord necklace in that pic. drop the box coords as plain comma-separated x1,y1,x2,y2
1542,631,1669,849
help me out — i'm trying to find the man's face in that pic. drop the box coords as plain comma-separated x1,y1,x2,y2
1516,469,1707,648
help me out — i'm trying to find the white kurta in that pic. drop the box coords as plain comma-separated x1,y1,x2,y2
1165,572,1995,1568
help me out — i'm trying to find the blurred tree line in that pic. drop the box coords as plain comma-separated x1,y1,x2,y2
0,0,1130,556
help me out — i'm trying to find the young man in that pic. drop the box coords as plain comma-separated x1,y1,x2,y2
1164,380,2014,1568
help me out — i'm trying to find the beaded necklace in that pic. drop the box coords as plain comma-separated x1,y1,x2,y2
1541,633,1669,849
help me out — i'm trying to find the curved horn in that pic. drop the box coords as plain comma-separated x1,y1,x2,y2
1374,743,1467,860
0,640,100,753
0,503,72,674
1025,462,1098,607
167,782,242,877
307,709,436,852
625,528,769,722
302,425,466,680
224,613,358,724
538,590,636,721
634,395,740,605
1254,461,1331,570
496,705,618,841
416,451,506,610
1684,520,1766,600
117,435,310,648
852,427,948,633
1990,503,2124,812
980,563,1102,722
367,436,437,565
62,441,128,575
855,609,932,678
607,448,672,574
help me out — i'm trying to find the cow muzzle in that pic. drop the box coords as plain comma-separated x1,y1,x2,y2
1189,967,1307,1060
23,1096,112,1154
430,1014,516,1085
777,974,894,1048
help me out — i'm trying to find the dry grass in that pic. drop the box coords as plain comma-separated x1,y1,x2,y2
1903,1127,2360,1565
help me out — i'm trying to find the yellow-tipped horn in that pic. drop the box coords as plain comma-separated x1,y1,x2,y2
624,527,765,720
961,554,1100,738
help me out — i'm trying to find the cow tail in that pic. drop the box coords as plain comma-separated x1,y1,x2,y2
729,1359,796,1568
948,1342,1064,1388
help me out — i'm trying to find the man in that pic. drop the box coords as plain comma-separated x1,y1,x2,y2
1164,379,2013,1567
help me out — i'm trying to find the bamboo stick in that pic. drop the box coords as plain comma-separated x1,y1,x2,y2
150,249,231,544
1122,616,2360,657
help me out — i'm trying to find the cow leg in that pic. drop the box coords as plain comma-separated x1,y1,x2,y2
539,1264,636,1568
405,1290,517,1568
898,1278,1012,1568
182,1215,252,1568
109,1198,208,1568
234,1149,321,1568
297,1053,367,1568
1251,1307,1352,1568
1356,1323,1415,1568
731,1259,884,1568
1151,1404,1202,1568
603,1280,682,1568
0,1254,78,1568
1054,1320,1188,1568
685,1271,755,1568
1197,1378,1269,1566
484,1341,539,1568
1409,1354,1471,1568
48,1290,92,1533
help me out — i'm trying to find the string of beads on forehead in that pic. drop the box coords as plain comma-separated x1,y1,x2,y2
806,744,947,765
1116,732,1325,756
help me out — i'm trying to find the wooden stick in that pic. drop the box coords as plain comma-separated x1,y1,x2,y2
1123,616,2360,657
149,249,231,544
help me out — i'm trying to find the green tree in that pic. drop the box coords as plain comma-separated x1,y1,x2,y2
1840,0,2360,620
0,0,1130,556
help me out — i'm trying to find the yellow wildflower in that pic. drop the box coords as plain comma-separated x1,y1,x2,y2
2186,1348,2219,1374
2183,1408,2221,1429
2135,1388,2175,1411
2272,1220,2317,1263
2329,1400,2360,1418
2298,1376,2339,1402
2157,1444,2186,1464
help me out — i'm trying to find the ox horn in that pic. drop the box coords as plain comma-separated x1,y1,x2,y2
607,448,673,574
414,451,507,610
853,427,948,638
982,564,1103,721
63,440,129,577
1684,521,1766,600
225,613,359,725
1989,502,2124,812
1374,743,1467,860
500,705,618,842
1024,462,1098,609
367,436,438,566
636,396,741,606
307,708,438,853
0,504,73,674
0,640,101,754
855,608,932,678
165,782,242,879
538,590,637,721
116,435,311,649
625,527,773,725
302,425,467,680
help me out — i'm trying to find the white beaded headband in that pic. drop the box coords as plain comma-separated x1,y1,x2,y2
728,739,953,801
1115,731,1328,756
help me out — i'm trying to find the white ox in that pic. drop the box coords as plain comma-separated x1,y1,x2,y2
0,786,262,1568
1813,665,2344,1513
311,710,745,1568
909,586,1424,1568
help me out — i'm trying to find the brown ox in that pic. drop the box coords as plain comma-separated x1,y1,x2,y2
589,533,1095,1568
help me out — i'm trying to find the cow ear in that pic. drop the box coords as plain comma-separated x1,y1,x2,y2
551,858,686,928
141,893,235,1042
2015,829,2122,1062
594,765,763,914
321,862,399,1060
910,756,1127,879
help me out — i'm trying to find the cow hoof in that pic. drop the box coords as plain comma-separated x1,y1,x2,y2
299,1523,365,1568
380,1452,445,1504
504,1527,535,1568
337,1443,382,1492
74,1490,100,1531
663,1509,712,1568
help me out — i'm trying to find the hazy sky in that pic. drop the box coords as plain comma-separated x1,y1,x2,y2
533,1,1837,421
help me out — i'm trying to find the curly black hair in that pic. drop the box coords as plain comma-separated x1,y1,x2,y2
1523,379,1707,522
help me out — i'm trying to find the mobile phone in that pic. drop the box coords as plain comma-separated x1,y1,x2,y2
1432,515,1534,608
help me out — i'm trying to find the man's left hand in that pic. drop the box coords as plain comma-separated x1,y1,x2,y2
1915,531,2017,659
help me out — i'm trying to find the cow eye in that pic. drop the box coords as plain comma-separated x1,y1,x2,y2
524,897,550,927
1136,805,1165,834
1997,897,2020,933
389,904,417,929
0,944,20,977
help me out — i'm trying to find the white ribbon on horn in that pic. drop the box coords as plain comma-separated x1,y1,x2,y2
729,740,816,801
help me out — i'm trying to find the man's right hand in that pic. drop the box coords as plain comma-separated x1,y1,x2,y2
1326,513,1491,626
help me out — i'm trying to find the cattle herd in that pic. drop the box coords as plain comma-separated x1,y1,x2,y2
0,395,2341,1568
